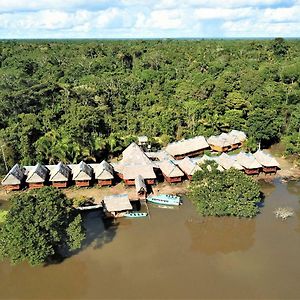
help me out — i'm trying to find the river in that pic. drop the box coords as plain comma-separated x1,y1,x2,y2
0,180,300,299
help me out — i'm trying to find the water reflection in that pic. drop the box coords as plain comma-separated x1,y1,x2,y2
287,181,300,197
186,216,255,255
80,210,118,250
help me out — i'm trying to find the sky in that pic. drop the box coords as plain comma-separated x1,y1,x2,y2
0,0,299,38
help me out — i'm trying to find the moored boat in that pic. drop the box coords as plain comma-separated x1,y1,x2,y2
147,194,182,206
124,211,148,218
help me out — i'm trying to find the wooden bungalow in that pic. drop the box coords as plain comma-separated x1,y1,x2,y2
118,142,157,185
1,164,25,191
72,161,93,187
26,163,49,189
93,160,114,186
159,160,184,183
207,134,232,152
217,153,244,171
102,194,132,218
253,150,280,174
229,130,247,147
49,162,71,188
123,165,156,186
135,175,147,200
176,157,201,180
236,152,262,175
165,136,210,160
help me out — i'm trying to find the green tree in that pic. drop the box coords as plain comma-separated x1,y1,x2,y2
0,187,85,266
188,162,261,218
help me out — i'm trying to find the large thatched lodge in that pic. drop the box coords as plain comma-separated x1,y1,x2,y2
1,130,280,194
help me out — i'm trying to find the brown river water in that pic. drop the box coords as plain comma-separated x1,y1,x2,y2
0,180,300,299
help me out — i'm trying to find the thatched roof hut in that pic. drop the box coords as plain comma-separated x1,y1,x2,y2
93,160,114,180
103,194,132,213
122,142,153,166
1,164,25,186
217,153,244,170
72,161,93,181
253,150,280,168
159,160,184,178
177,157,201,178
229,130,247,143
165,136,209,159
123,165,156,180
236,152,262,170
26,163,49,183
49,162,71,182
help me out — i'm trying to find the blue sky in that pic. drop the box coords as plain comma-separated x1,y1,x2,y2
0,0,299,38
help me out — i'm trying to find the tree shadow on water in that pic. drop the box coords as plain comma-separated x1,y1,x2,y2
46,209,119,265
80,209,119,250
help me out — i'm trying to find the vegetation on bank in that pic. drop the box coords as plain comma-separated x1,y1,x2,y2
0,38,299,173
188,162,261,218
0,210,8,224
0,187,85,266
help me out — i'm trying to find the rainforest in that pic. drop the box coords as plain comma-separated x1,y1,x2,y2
0,38,299,173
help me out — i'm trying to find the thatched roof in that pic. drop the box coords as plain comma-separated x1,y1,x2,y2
123,165,156,180
135,175,146,193
118,143,157,180
26,163,49,183
165,136,209,157
49,162,71,182
72,161,93,181
236,152,262,169
253,150,280,168
229,130,247,143
208,132,241,148
122,142,153,166
159,160,184,177
103,194,132,212
2,164,25,185
177,157,201,176
207,135,231,148
93,160,114,180
217,153,244,170
145,150,174,162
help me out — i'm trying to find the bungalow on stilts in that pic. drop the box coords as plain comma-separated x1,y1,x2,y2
26,163,49,189
49,162,71,188
93,160,114,186
165,136,210,160
253,150,280,174
72,161,93,187
102,194,132,218
117,142,157,185
159,160,184,183
236,152,262,175
1,164,25,191
176,157,201,180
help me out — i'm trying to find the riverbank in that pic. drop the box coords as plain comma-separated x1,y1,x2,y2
0,147,299,203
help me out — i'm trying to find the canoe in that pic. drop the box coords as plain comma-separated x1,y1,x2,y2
124,211,148,218
147,194,182,206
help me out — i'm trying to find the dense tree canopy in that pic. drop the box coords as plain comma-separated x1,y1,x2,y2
0,187,85,266
188,162,261,218
0,39,299,173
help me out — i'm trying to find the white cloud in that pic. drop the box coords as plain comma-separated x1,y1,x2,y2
263,5,300,22
0,0,299,38
194,7,255,20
